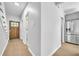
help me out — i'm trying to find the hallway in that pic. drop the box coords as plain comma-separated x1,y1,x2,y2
3,39,32,56
53,43,79,56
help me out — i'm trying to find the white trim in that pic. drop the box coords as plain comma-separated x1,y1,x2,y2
21,39,28,46
1,40,8,56
23,40,26,44
26,41,29,47
21,39,35,56
49,44,61,56
28,47,35,56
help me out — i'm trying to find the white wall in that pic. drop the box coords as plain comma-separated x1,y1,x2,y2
0,3,8,55
41,2,64,56
0,2,20,55
20,3,29,44
58,3,65,43
21,2,64,56
21,2,41,56
0,21,8,55
6,15,20,22
28,2,41,56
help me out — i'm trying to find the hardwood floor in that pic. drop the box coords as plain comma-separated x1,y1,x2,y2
3,39,32,56
53,43,79,56
3,39,79,56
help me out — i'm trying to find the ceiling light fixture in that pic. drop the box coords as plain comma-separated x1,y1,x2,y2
14,2,19,7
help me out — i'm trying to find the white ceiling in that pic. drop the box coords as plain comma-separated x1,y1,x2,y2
4,2,28,17
63,2,79,14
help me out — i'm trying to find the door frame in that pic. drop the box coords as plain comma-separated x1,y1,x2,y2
9,21,20,39
61,17,65,45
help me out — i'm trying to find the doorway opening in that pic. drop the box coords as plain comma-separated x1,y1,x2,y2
64,12,79,45
9,21,20,39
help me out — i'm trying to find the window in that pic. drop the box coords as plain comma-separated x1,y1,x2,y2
11,22,19,27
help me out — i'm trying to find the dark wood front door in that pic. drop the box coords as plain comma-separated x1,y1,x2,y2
9,21,20,39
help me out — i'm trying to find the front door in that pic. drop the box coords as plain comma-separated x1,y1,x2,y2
9,21,20,39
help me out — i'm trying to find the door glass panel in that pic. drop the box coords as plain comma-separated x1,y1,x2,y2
11,22,19,27
16,22,18,27
11,22,14,27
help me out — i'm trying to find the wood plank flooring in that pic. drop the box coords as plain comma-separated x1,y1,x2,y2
3,39,79,56
53,43,79,56
3,39,32,56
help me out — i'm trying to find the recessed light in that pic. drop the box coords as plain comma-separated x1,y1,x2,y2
14,2,19,7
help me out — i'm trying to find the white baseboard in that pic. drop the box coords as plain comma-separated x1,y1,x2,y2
28,47,35,56
1,40,8,56
22,39,29,46
22,40,26,44
49,44,61,56
21,39,35,56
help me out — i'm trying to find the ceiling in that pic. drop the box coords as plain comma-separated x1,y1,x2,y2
4,2,28,17
63,2,79,14
55,2,63,5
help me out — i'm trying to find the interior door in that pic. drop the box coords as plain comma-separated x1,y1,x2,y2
9,21,20,39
